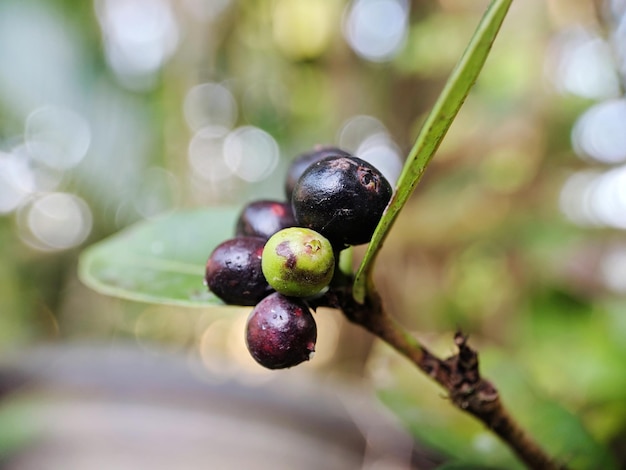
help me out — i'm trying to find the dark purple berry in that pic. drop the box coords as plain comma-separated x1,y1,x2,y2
205,237,272,306
285,146,353,200
245,292,317,369
292,155,393,246
235,200,296,241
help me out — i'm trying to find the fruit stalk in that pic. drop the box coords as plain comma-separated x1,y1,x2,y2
316,284,568,470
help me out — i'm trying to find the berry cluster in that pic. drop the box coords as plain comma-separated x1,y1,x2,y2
204,146,393,369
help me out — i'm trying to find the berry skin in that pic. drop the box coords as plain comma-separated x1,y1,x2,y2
235,200,296,241
292,155,392,247
245,292,317,369
284,146,352,200
205,237,272,306
262,227,335,298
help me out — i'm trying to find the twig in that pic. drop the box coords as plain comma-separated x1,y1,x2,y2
315,285,568,470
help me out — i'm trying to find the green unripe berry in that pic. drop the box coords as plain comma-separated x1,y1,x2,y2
262,227,335,297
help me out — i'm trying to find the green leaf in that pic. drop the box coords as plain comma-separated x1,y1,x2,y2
353,0,513,303
78,208,239,307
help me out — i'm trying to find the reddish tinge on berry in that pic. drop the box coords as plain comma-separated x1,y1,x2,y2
235,200,296,241
245,292,317,369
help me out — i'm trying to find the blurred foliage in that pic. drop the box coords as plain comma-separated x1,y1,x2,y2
1,0,626,468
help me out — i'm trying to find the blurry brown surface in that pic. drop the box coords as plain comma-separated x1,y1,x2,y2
0,343,442,470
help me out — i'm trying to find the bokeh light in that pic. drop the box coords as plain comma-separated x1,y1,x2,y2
95,0,179,89
134,306,194,354
0,144,67,215
198,316,243,380
355,133,403,186
546,28,621,100
0,151,32,214
25,105,91,170
572,99,626,164
183,82,238,132
16,192,93,251
223,126,279,183
338,115,402,185
343,0,409,62
11,144,64,193
338,115,388,153
560,166,626,229
272,0,337,60
188,125,233,183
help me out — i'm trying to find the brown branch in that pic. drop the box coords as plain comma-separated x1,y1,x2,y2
316,286,568,470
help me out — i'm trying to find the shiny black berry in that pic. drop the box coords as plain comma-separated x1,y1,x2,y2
292,155,393,246
235,200,296,241
284,146,352,200
205,237,272,306
245,292,317,369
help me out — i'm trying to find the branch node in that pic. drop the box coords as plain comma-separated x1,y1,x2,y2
326,282,567,470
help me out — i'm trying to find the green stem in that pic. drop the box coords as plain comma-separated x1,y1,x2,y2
353,0,514,303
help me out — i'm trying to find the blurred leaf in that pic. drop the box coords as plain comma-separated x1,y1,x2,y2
517,287,625,397
484,349,620,470
353,0,513,303
78,208,239,307
0,401,37,458
379,385,523,469
378,341,619,470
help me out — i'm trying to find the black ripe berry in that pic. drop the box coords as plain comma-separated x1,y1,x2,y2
235,200,296,241
285,146,353,200
292,155,393,246
245,292,317,369
205,237,272,306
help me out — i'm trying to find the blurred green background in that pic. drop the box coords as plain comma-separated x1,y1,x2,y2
1,0,625,468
